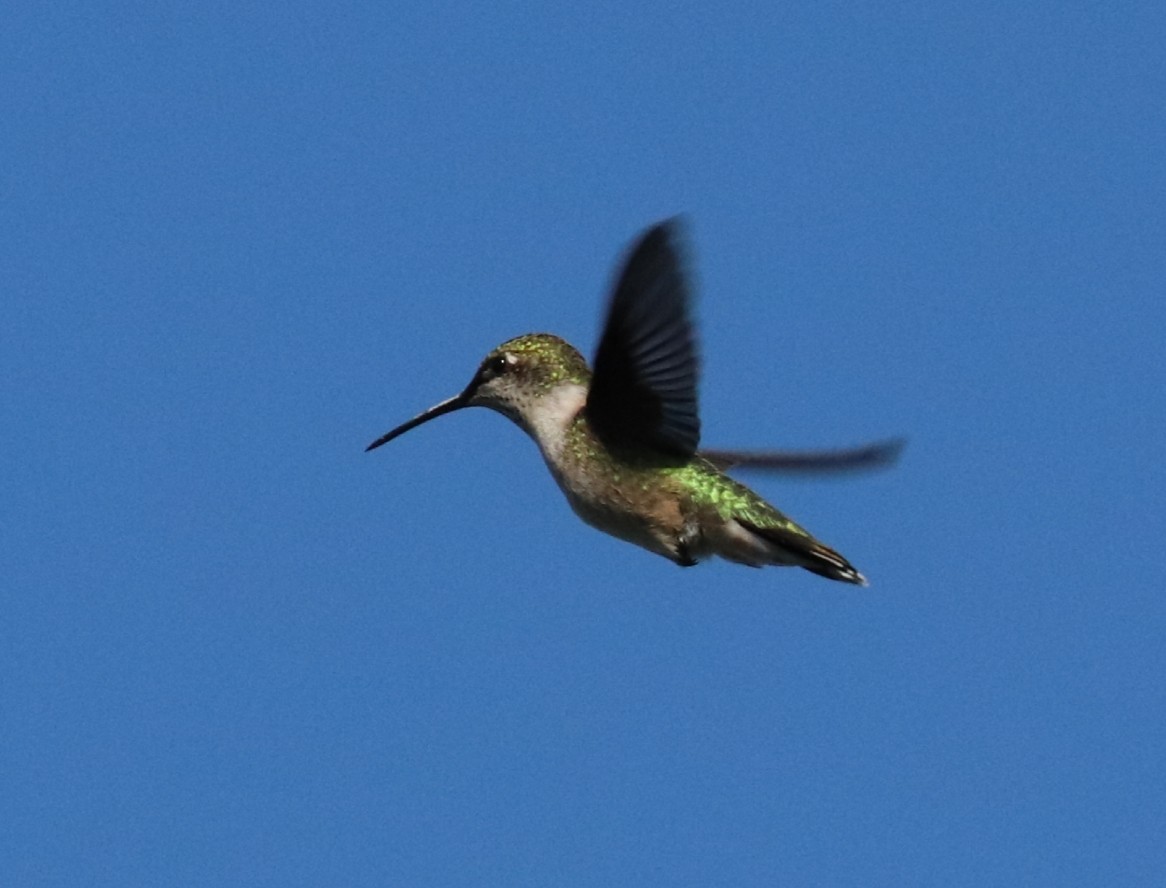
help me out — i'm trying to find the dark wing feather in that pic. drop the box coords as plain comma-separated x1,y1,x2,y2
586,219,700,457
701,438,905,475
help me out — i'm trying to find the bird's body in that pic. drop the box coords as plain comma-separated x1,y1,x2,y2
477,333,869,583
367,220,900,585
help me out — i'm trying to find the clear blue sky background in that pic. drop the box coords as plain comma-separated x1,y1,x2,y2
3,2,1163,885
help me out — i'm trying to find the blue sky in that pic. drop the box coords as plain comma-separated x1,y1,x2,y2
3,2,1164,885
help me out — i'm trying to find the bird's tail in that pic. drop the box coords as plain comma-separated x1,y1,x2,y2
738,518,868,586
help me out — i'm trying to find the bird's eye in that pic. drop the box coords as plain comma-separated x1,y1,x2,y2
486,354,512,377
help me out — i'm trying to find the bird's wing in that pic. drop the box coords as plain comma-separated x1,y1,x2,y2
586,219,700,457
700,438,905,474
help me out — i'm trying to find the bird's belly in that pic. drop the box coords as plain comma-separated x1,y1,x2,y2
568,493,673,556
548,465,685,562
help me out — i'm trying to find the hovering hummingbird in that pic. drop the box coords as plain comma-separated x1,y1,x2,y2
367,219,901,585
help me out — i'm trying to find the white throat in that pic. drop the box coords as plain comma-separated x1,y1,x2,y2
523,383,587,462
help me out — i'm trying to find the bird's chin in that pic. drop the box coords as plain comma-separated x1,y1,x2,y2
490,403,525,428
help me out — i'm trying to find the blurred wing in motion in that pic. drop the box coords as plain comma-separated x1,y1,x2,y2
701,438,905,475
587,219,700,457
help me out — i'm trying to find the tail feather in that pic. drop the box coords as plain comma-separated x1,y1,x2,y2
737,518,868,586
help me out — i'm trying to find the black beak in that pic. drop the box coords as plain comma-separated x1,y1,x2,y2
365,390,473,452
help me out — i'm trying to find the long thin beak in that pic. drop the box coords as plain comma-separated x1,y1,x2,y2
365,392,471,452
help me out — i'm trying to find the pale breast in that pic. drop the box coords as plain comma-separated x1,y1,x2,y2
546,448,689,562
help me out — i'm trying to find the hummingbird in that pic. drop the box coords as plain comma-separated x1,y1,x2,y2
367,219,901,585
